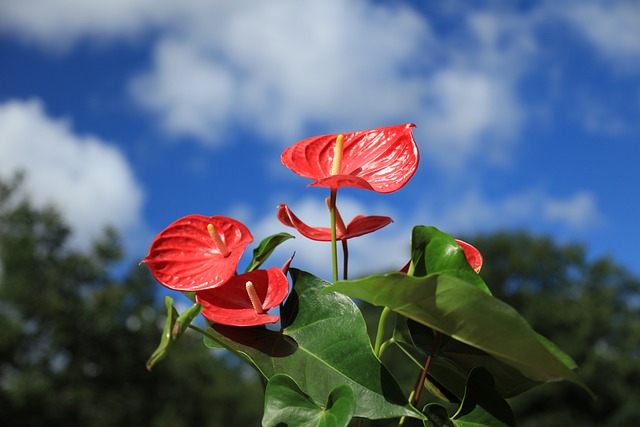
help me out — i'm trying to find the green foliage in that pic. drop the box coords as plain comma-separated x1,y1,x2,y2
145,297,203,371
323,227,589,401
424,367,516,427
263,374,356,427
201,268,423,421
324,273,585,392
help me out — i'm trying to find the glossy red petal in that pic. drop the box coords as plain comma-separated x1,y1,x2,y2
311,175,374,192
142,215,253,291
281,123,419,193
344,214,393,239
276,204,332,241
195,267,289,326
455,239,483,273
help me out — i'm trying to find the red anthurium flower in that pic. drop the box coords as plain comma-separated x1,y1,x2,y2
142,215,253,292
281,123,419,193
277,203,393,241
455,239,483,273
195,267,289,326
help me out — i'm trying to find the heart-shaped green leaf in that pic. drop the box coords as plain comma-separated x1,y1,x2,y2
452,367,517,426
423,404,455,427
423,368,516,427
322,272,590,394
205,269,424,421
262,374,355,427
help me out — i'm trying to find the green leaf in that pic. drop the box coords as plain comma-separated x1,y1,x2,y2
423,404,455,427
452,367,517,426
322,272,590,394
262,374,355,427
246,232,294,272
411,226,491,295
393,319,467,402
205,269,424,421
394,319,543,399
423,368,516,427
145,296,202,371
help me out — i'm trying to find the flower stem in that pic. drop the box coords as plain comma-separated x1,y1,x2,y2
329,188,339,283
411,331,441,407
341,239,349,280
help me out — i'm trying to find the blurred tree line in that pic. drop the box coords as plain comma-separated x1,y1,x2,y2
0,173,263,426
1,172,638,426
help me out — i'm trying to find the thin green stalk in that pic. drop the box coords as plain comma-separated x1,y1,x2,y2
373,306,392,357
329,188,339,283
378,337,395,358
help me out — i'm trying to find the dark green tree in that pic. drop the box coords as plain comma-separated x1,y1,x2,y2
0,173,263,426
469,231,640,426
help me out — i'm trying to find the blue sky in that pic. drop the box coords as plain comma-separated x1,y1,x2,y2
1,0,639,280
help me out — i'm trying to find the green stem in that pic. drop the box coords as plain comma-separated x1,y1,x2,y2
329,188,339,283
373,306,392,357
378,337,395,358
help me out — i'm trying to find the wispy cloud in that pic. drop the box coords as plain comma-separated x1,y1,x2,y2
245,185,603,279
0,0,174,50
557,1,640,71
421,188,604,234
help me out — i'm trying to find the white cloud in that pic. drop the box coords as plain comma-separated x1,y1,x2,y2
127,0,542,176
543,191,603,229
130,38,238,142
422,188,603,234
421,70,521,169
0,0,540,173
0,0,177,50
0,99,145,250
559,1,640,70
130,0,430,144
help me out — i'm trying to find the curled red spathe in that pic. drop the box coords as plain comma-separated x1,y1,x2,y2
277,203,393,241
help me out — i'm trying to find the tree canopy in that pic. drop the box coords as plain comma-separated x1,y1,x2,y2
0,173,263,426
471,231,640,426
